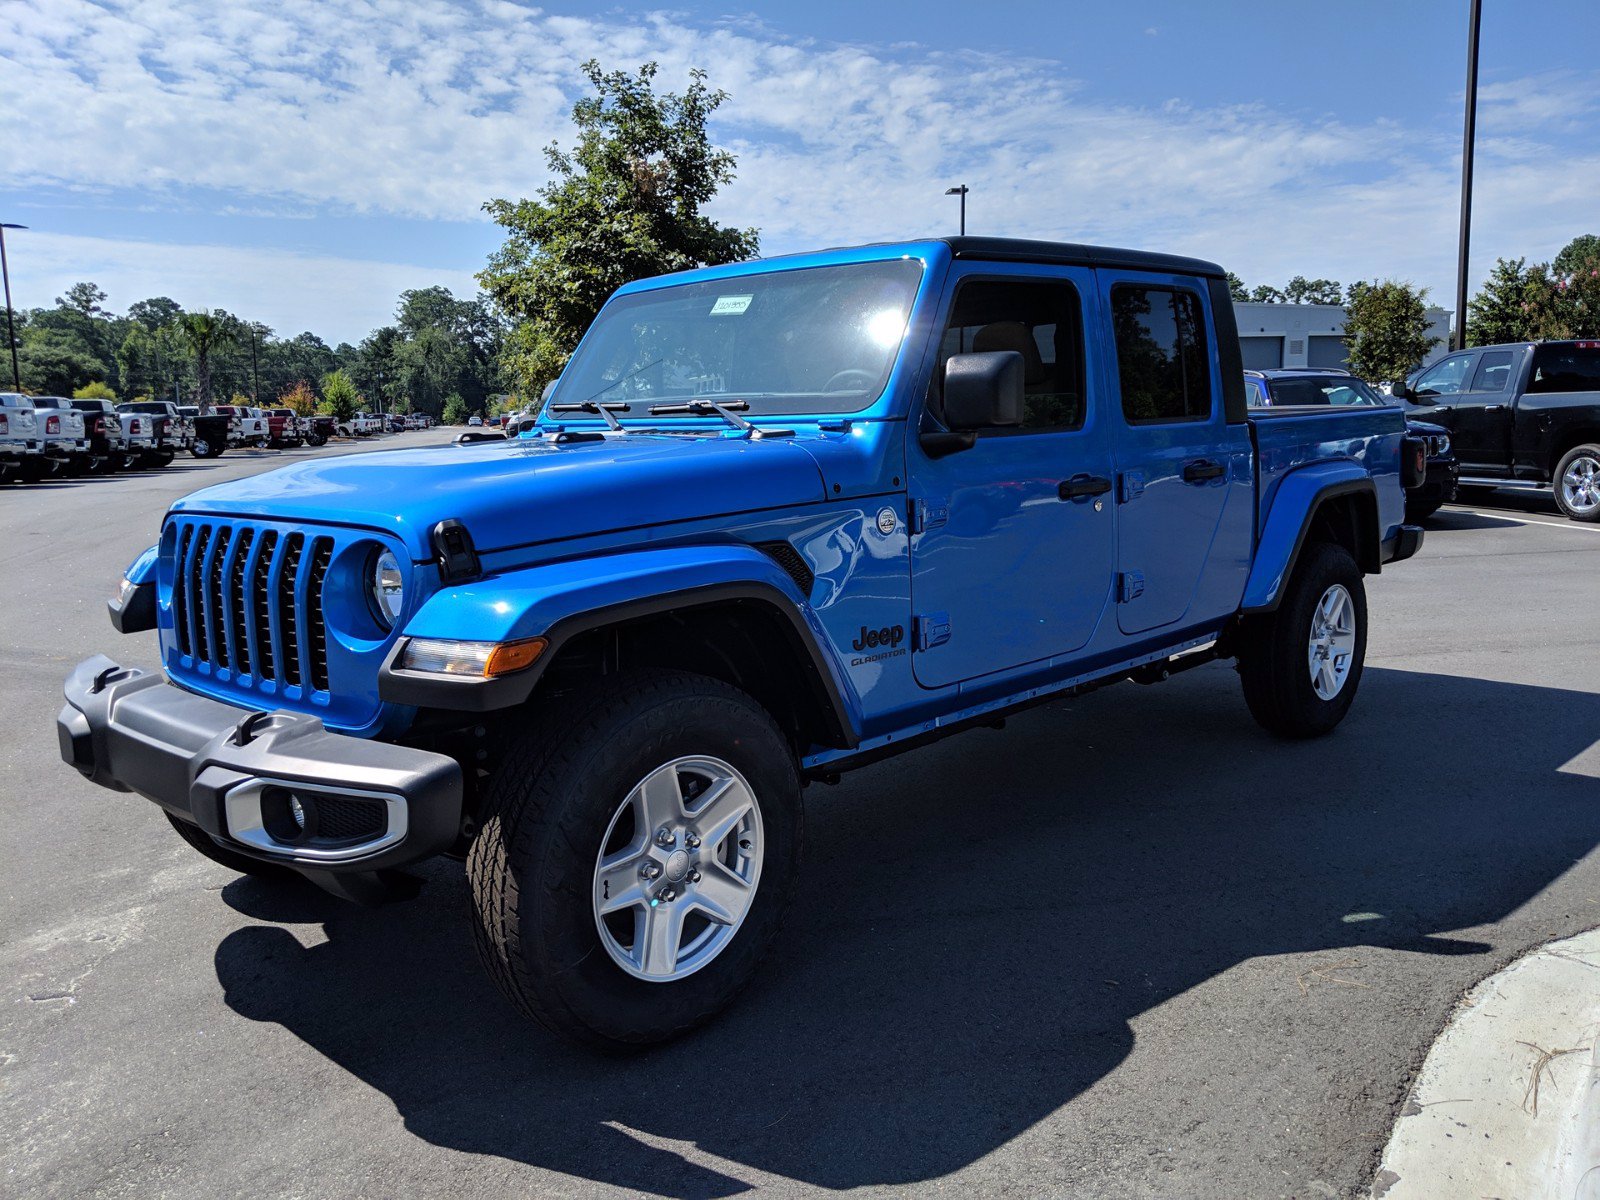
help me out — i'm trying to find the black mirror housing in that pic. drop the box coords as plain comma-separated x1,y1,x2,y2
1391,379,1414,400
943,351,1025,430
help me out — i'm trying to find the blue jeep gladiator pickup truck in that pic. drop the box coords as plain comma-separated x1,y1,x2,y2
59,237,1425,1047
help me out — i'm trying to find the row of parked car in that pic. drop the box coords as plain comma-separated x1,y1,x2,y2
0,395,434,484
1243,338,1600,524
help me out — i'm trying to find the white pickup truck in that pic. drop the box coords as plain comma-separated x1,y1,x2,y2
118,400,192,464
1,392,47,482
336,410,382,437
27,396,92,476
70,398,157,472
211,405,269,448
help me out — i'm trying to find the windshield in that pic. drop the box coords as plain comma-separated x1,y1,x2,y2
554,260,924,417
1265,375,1387,407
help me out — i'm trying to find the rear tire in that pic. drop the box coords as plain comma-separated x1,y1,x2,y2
1237,541,1368,738
1553,444,1600,522
468,670,803,1049
165,811,297,880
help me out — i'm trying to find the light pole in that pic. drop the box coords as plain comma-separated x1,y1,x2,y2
0,222,26,391
1454,0,1482,351
944,185,968,236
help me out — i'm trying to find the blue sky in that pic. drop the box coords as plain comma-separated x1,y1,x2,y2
5,0,1598,344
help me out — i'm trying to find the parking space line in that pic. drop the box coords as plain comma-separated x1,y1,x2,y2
1444,506,1600,533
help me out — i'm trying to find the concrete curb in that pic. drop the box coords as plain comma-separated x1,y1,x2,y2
1373,927,1600,1199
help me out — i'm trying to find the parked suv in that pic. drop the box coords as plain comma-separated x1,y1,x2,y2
1396,339,1600,521
1243,368,1458,521
62,237,1426,1049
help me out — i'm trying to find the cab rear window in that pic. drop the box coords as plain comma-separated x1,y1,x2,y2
1529,343,1600,394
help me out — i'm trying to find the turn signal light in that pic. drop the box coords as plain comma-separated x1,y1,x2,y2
398,636,548,678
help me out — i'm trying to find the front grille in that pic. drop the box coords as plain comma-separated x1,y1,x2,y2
171,519,334,693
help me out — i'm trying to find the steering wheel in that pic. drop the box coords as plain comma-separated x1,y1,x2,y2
822,368,876,393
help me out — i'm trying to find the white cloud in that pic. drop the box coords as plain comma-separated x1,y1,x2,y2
11,231,480,344
5,0,1597,328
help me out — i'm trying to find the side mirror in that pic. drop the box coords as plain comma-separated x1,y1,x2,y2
1391,380,1415,401
942,351,1025,430
540,380,558,405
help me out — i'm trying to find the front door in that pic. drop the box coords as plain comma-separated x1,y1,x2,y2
910,266,1116,688
1443,347,1522,472
1098,273,1252,636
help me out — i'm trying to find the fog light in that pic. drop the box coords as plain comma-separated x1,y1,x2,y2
289,793,307,830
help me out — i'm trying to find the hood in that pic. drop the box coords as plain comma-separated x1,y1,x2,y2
170,432,829,559
1404,417,1448,436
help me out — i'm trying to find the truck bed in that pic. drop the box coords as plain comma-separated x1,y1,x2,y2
1248,405,1408,540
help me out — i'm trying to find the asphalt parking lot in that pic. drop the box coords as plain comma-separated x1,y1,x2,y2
2,446,1597,1199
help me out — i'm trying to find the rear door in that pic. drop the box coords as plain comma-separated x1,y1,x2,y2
1098,272,1253,636
910,264,1117,688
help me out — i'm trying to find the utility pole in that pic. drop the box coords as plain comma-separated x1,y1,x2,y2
250,326,261,403
1454,0,1483,351
944,185,969,236
0,223,27,391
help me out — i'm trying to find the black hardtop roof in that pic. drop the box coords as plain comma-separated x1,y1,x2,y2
941,236,1226,279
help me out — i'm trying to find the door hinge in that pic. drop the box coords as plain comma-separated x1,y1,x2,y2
1117,571,1145,603
914,612,951,650
1118,472,1146,503
908,498,949,535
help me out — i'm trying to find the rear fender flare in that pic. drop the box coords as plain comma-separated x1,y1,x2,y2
1242,464,1378,613
379,543,861,746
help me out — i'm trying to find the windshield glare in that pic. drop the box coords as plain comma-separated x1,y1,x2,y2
1265,376,1386,407
555,260,924,417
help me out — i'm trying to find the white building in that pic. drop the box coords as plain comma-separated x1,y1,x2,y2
1234,303,1453,373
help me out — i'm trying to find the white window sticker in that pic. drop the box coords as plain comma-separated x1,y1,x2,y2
709,294,754,316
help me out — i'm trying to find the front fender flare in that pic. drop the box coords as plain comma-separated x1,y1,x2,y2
1241,463,1378,613
379,544,860,746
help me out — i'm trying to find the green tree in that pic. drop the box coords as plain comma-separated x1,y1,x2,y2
441,393,469,425
128,296,183,332
1248,284,1286,303
1224,272,1249,303
1553,234,1600,278
319,368,360,420
1283,276,1343,305
1343,281,1441,382
72,380,117,400
1467,257,1533,346
479,59,759,395
172,310,241,410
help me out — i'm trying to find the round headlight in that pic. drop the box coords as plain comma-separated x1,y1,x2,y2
370,549,404,627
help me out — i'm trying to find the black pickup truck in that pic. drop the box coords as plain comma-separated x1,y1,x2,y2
1395,339,1600,521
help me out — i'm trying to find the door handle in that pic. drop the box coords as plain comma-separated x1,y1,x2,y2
1483,404,1506,412
1182,459,1227,484
1059,473,1112,501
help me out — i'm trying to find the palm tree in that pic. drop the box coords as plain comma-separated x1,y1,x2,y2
172,310,240,411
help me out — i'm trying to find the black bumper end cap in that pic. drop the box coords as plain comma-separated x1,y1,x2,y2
108,581,157,634
1387,524,1425,564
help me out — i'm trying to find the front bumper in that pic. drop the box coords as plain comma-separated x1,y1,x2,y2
58,656,463,874
1413,459,1460,503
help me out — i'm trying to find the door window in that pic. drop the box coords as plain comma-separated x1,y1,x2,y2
1414,354,1472,396
931,278,1086,432
1111,286,1212,424
1469,350,1515,392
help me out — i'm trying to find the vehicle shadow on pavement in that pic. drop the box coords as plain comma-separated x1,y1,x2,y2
211,665,1600,1194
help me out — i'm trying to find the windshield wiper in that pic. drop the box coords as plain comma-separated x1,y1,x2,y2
647,398,793,439
547,400,630,432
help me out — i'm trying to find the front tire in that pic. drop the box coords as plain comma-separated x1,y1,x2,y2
1405,495,1444,523
1553,444,1600,522
1237,541,1368,738
468,670,803,1049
